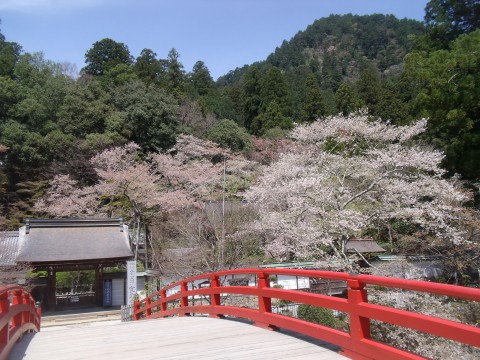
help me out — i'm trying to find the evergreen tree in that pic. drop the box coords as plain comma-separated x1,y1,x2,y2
83,38,133,76
134,48,165,86
166,48,186,99
424,0,480,49
405,30,480,179
259,67,291,117
190,60,215,96
251,101,293,136
241,67,262,132
299,74,325,123
335,83,361,116
356,65,381,115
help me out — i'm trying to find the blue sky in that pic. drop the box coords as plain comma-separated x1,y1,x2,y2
0,0,428,79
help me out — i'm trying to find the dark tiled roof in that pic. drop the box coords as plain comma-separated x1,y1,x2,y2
0,231,20,266
16,218,133,263
346,238,386,253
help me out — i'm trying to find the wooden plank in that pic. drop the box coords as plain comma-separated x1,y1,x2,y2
10,317,346,360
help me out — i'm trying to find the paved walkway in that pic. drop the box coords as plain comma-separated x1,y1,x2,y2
11,316,346,359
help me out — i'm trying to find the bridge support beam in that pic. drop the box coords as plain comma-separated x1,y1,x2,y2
255,272,277,331
209,275,224,319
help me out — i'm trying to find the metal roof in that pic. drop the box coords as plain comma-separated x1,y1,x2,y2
0,231,20,266
345,238,386,253
16,218,133,264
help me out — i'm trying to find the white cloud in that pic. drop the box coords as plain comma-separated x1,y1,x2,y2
0,0,107,12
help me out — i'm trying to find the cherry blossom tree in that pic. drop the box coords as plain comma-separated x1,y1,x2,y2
35,134,261,270
245,111,469,269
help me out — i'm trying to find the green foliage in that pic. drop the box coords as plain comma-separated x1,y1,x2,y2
102,63,138,86
324,135,369,157
218,13,425,127
166,48,186,99
251,101,293,136
134,48,166,86
297,304,338,328
298,74,325,122
262,126,290,140
356,65,381,115
405,30,480,178
207,119,253,152
113,80,179,151
56,270,95,293
190,60,215,96
259,67,291,116
424,0,480,49
0,39,22,77
241,67,262,132
57,80,112,137
335,83,361,116
84,38,133,76
0,76,20,118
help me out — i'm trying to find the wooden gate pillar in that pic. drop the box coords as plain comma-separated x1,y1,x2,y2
46,267,56,311
95,264,104,306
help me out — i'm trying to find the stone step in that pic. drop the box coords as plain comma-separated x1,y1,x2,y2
41,309,122,327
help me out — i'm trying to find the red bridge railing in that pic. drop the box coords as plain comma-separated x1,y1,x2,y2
0,286,41,360
134,269,480,360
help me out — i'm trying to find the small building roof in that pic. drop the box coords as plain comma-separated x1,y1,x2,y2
0,231,20,266
346,238,386,253
16,218,133,265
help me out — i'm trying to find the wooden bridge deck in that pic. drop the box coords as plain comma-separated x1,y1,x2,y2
10,316,346,359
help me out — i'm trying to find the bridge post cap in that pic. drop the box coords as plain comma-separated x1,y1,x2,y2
347,279,365,289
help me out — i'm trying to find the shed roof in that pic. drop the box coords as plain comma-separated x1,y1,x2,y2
346,238,386,253
16,218,133,264
0,231,20,266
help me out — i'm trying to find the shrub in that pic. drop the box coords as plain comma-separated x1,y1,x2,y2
207,119,253,152
297,304,338,328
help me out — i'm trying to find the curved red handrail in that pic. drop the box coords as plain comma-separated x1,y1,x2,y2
0,285,41,360
133,268,480,360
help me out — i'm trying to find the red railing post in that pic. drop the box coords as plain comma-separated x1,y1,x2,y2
160,290,167,313
209,275,223,319
11,290,23,330
133,300,140,320
255,272,275,330
145,297,152,317
346,278,371,358
180,281,190,316
22,292,31,326
0,291,10,347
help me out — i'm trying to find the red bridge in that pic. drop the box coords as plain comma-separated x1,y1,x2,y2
2,269,480,359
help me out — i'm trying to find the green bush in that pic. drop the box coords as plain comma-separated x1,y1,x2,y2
207,119,253,152
298,304,337,328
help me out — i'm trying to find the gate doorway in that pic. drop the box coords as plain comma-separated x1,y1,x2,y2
15,218,134,312
55,270,96,310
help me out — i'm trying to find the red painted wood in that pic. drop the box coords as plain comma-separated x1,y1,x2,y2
346,279,371,358
0,286,41,360
133,269,480,360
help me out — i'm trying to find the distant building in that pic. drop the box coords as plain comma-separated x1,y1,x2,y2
1,218,135,311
